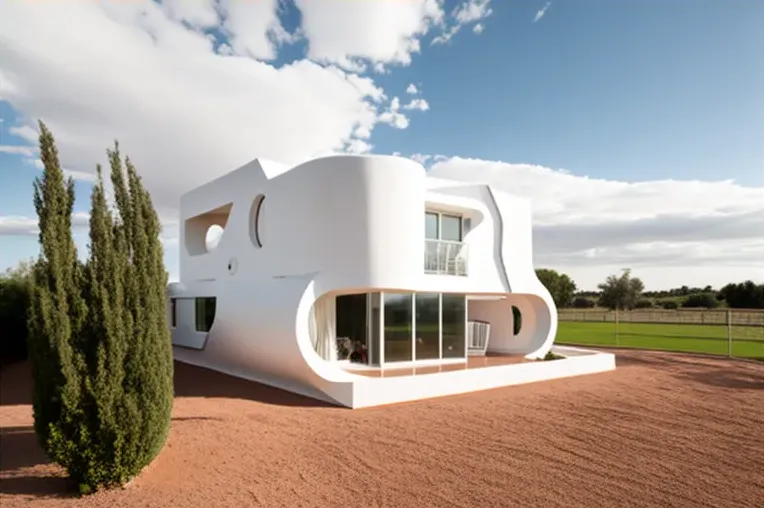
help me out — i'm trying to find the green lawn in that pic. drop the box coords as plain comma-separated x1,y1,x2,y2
556,321,764,360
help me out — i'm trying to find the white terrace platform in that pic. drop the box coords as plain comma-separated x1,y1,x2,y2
340,346,616,408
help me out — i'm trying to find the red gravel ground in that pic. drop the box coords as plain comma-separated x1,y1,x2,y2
1,350,763,508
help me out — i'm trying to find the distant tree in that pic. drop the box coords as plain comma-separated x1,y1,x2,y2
535,268,577,308
661,300,679,310
572,297,596,309
718,281,764,309
597,269,645,310
634,298,654,309
0,260,33,365
682,293,720,309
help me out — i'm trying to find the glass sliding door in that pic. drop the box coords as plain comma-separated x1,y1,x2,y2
383,293,413,362
415,293,440,360
441,294,466,358
335,294,368,364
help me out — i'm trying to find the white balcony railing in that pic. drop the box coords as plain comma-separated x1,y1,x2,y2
424,239,469,276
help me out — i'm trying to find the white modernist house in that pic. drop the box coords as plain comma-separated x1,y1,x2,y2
168,155,615,408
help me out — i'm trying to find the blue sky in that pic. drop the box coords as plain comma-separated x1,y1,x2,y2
375,1,764,184
1,0,762,289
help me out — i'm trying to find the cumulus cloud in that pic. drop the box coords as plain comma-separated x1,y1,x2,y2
0,212,90,236
0,145,35,156
0,0,430,213
432,0,493,45
295,0,445,70
427,157,764,288
403,98,430,111
378,97,410,129
406,83,420,95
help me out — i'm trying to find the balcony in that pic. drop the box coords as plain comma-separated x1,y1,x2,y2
424,239,469,276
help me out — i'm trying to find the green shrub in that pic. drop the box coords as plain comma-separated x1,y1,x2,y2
543,351,565,361
682,293,720,309
0,263,32,365
572,297,596,308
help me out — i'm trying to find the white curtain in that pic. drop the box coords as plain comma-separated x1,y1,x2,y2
309,295,337,362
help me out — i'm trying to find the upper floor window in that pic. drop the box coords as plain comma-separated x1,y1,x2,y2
425,211,462,242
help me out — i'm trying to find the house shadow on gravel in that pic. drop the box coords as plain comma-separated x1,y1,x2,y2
172,361,335,409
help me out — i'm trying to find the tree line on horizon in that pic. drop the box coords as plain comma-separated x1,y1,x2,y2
535,268,764,311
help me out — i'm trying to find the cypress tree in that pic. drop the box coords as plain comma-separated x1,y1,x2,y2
27,120,88,470
28,126,173,494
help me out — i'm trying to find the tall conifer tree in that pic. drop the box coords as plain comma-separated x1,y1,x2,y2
28,125,173,493
27,121,87,466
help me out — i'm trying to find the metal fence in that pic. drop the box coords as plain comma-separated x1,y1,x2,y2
556,308,764,360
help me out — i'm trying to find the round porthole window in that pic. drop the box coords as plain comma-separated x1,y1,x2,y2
227,257,238,275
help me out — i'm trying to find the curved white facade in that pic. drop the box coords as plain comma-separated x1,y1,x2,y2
169,155,611,408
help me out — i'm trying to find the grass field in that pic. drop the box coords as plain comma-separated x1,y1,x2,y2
556,321,764,360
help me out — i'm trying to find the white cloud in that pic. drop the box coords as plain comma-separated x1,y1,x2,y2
378,97,410,129
403,98,430,111
533,2,551,23
409,153,432,166
0,145,35,156
220,0,300,60
432,0,492,45
453,0,493,24
0,0,426,214
0,212,90,236
25,157,97,183
428,157,764,289
294,0,445,70
8,125,37,143
406,83,419,95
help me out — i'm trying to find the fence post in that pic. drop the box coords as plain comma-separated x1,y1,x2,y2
726,309,732,358
615,308,620,347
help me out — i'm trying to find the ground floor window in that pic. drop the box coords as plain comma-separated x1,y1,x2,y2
170,298,177,328
195,297,216,332
333,292,467,367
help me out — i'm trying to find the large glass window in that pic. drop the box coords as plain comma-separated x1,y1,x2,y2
425,212,439,240
441,294,466,358
384,293,413,362
440,214,462,242
336,294,368,363
195,297,216,332
415,293,440,360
